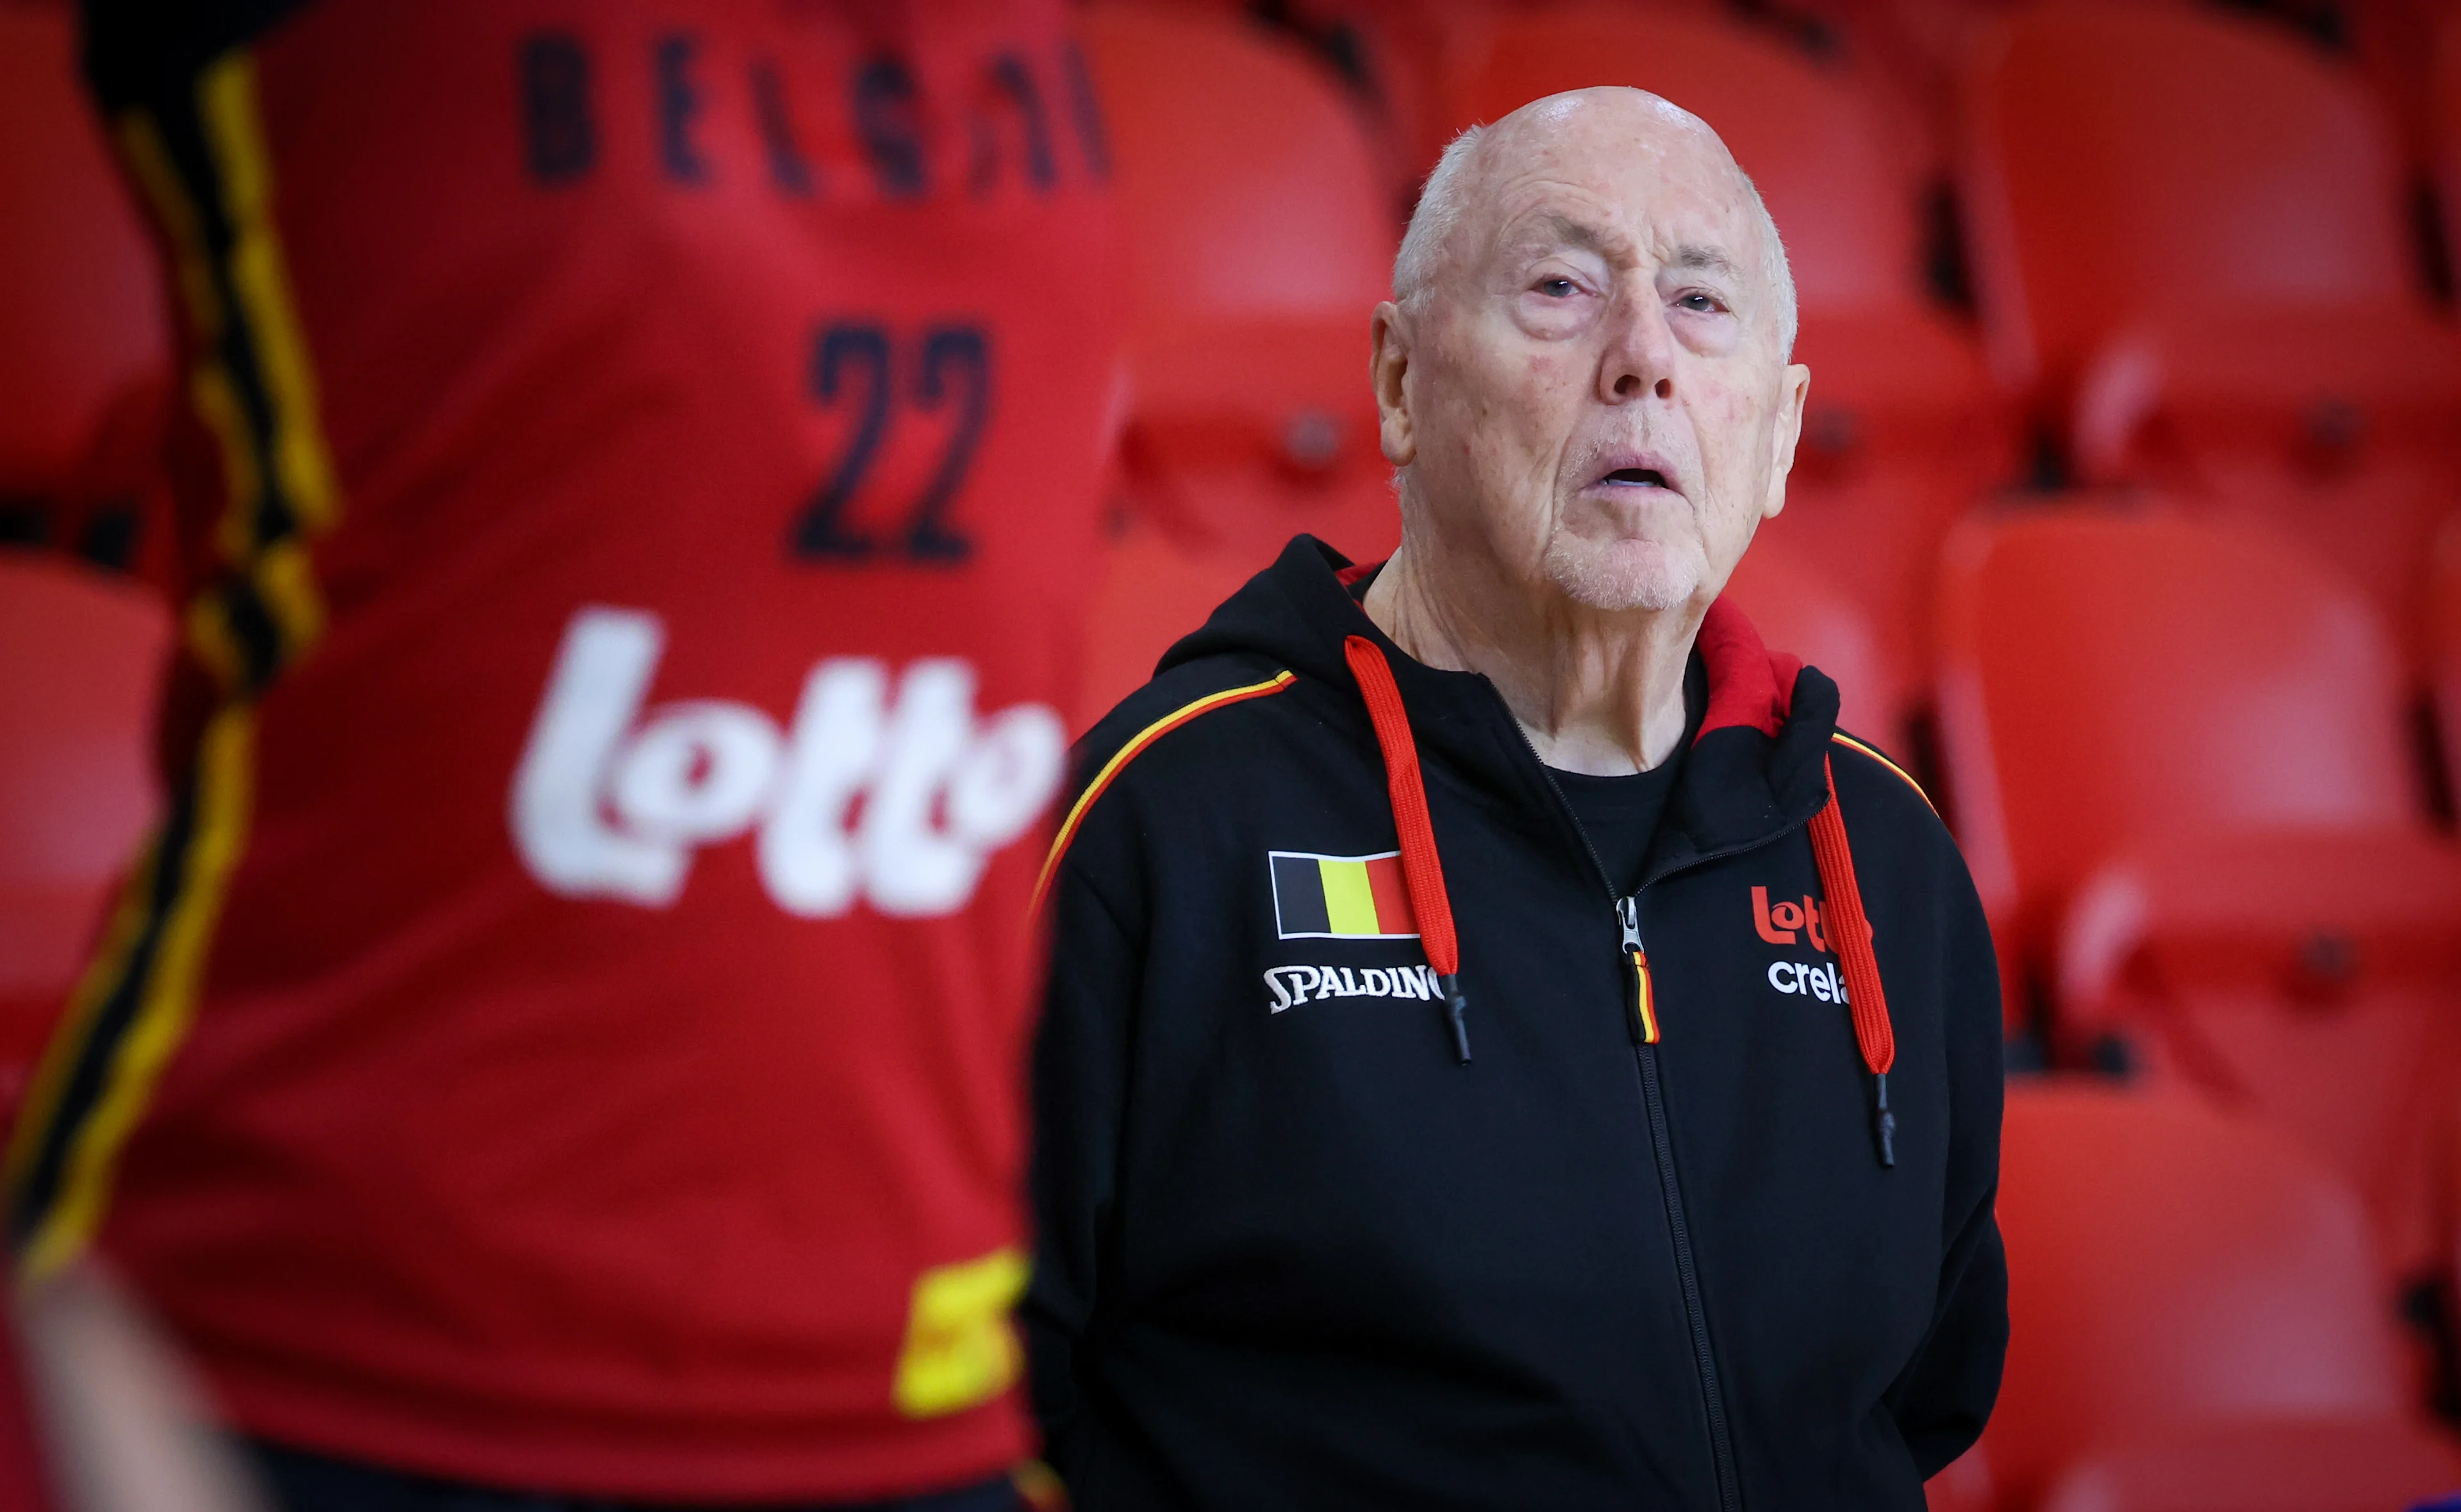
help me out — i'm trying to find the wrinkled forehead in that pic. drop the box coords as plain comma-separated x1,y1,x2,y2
1471,98,1762,279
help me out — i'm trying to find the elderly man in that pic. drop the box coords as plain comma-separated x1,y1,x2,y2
1025,89,2005,1508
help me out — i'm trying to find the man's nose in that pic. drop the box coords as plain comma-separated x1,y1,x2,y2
1596,295,1678,406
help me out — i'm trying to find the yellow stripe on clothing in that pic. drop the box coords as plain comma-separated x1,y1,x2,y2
4,846,164,1209
249,536,327,658
112,113,224,341
1633,950,1660,1044
198,51,338,535
187,365,263,570
12,47,338,1278
13,708,256,1283
1029,671,1297,918
1832,734,1935,814
1318,858,1379,936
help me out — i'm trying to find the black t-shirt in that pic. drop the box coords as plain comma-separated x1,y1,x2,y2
1548,656,1707,897
1339,571,1707,896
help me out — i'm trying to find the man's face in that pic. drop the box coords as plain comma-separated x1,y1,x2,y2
1376,93,1810,615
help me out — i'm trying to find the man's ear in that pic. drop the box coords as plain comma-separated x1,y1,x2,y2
1370,302,1416,468
1761,361,1811,521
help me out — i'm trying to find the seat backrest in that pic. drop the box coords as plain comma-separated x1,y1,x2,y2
0,553,167,1001
1079,3,1397,561
1959,1,2418,391
1935,507,2417,947
1443,4,1925,315
2035,1418,2461,1512
1721,529,1907,752
1085,3,1392,331
1985,1082,2414,1506
0,4,168,502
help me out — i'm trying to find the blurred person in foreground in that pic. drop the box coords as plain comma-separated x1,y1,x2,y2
12,3,1121,1508
1026,87,2007,1509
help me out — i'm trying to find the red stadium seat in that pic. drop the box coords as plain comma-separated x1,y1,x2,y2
1723,529,1908,752
1959,1,2428,393
1075,3,1402,724
1072,514,1270,734
2053,826,2461,1275
1938,506,2422,951
1435,4,2016,704
1939,507,2461,1270
0,554,167,1102
1192,0,1504,205
2034,1418,2461,1512
1923,1442,1998,1512
1959,2,2461,648
0,3,171,566
1983,1082,2454,1508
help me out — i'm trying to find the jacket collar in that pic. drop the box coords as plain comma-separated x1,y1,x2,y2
1163,535,1841,880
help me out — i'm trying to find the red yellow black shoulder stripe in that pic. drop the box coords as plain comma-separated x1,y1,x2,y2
1030,671,1297,917
9,46,336,1279
1830,733,1934,814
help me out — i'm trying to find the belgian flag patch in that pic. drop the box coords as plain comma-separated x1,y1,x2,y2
1269,851,1420,940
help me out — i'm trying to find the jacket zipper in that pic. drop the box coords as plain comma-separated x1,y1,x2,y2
1618,891,1742,1512
1496,702,1745,1512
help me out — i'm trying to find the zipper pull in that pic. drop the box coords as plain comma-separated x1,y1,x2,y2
1618,897,1659,1046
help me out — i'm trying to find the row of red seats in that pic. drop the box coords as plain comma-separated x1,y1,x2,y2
1949,1080,2461,1512
1200,0,2461,268
10,0,2457,732
1944,504,2461,1263
1752,491,2461,1505
1077,0,2461,748
1060,7,2461,1508
0,3,169,582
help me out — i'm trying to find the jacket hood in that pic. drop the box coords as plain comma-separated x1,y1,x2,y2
1157,534,1845,874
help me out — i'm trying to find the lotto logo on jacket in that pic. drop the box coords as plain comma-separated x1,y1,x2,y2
1752,884,1833,951
513,605,1065,916
1269,851,1420,939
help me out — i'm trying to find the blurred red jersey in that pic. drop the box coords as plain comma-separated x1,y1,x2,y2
10,0,1122,1499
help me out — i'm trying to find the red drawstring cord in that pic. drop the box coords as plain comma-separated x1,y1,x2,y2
1806,753,1898,1165
1345,636,1900,1156
1343,636,1472,1062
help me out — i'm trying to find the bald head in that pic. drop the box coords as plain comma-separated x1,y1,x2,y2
1395,90,1796,359
1364,85,1812,628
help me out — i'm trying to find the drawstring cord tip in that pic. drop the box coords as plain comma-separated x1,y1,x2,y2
1872,1072,1896,1168
1438,974,1471,1064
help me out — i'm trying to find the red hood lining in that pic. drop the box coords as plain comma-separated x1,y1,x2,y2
1693,596,1800,743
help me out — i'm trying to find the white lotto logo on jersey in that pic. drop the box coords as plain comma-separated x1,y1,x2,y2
510,605,1065,916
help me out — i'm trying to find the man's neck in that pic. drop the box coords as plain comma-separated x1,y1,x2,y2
1361,538,1701,777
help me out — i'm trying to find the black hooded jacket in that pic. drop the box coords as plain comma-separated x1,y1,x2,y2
1026,538,2007,1510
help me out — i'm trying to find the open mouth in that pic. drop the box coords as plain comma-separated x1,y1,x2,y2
1602,467,1670,488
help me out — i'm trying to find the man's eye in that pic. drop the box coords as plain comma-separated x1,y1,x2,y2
1677,292,1725,313
1536,278,1579,298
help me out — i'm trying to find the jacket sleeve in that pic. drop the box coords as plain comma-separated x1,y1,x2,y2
1020,773,1148,1483
1887,858,2010,1479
